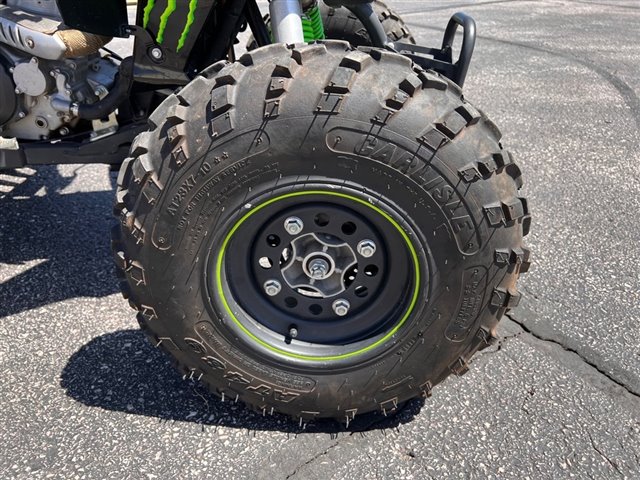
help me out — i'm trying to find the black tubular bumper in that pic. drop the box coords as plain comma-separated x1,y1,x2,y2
332,1,477,88
389,12,477,88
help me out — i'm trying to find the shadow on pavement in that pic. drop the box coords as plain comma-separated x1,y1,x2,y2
5,167,424,432
61,329,425,433
0,166,119,317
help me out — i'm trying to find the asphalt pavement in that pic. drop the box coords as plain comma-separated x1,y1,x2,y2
1,1,639,478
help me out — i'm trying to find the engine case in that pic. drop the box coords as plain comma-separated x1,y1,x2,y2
0,43,118,140
0,0,119,140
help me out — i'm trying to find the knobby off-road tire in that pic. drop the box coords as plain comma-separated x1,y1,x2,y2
113,41,530,423
247,0,415,50
321,0,415,45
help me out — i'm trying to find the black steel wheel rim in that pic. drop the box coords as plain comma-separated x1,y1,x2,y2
210,189,424,362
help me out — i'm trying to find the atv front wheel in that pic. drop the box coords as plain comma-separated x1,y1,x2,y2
321,0,415,45
114,41,530,422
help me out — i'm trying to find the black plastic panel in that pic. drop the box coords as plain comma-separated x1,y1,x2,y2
56,0,129,37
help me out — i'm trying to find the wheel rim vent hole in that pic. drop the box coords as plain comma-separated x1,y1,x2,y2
364,264,379,277
297,286,322,298
309,304,323,315
341,222,357,235
267,234,281,248
280,245,292,266
314,213,330,227
285,297,298,308
344,265,358,288
259,257,273,269
354,286,368,298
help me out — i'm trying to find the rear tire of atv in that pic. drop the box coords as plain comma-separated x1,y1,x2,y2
321,0,415,45
113,41,530,423
247,0,415,50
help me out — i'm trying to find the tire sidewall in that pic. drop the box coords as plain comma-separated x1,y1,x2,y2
143,117,481,414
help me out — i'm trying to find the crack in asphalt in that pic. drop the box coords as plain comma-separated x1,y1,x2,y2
284,402,419,478
588,432,624,476
285,440,343,479
479,331,523,355
284,310,640,478
506,313,640,400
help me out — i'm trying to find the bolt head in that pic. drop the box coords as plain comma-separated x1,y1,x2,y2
332,299,350,317
264,280,282,297
308,258,330,280
284,217,304,235
357,239,377,258
150,48,163,60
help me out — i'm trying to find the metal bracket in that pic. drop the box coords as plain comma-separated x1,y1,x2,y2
90,86,119,141
390,12,476,87
0,122,147,169
127,25,190,85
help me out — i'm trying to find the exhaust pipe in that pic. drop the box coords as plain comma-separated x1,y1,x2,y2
0,5,110,60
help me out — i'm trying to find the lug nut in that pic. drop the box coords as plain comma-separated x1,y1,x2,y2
284,216,304,235
357,239,376,258
264,279,282,296
332,299,350,317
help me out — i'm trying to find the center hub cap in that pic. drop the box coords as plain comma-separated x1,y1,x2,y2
307,257,331,280
282,233,356,298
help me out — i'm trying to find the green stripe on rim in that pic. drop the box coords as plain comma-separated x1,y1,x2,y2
215,191,421,361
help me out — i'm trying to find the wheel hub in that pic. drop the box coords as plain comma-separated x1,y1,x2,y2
307,257,331,280
281,233,357,298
